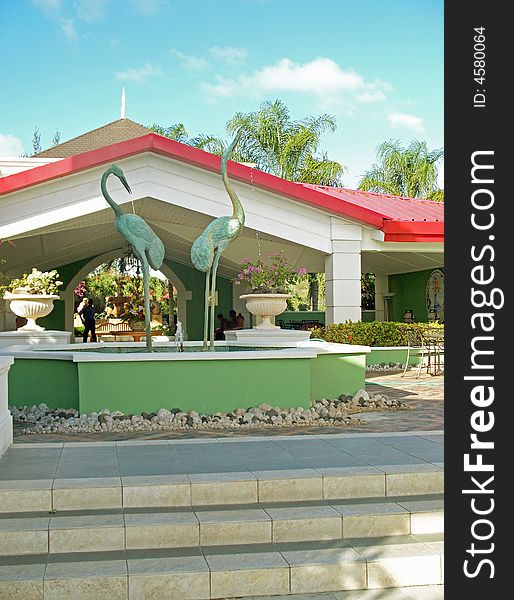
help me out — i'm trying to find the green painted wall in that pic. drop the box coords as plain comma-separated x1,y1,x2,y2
366,348,422,366
77,358,311,414
8,359,79,409
310,353,366,400
362,311,376,323
389,268,444,322
8,348,369,413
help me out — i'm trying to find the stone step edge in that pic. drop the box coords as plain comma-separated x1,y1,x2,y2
0,536,445,596
0,466,445,512
0,492,445,519
0,500,444,556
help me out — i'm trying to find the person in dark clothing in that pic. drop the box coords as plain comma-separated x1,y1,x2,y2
227,310,238,330
214,313,229,340
79,299,97,342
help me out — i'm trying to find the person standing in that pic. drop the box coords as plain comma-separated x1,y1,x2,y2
79,299,97,343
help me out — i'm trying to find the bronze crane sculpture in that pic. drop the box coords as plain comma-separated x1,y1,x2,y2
101,164,165,352
191,132,244,350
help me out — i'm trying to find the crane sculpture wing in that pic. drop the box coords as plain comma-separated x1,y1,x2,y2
117,214,165,270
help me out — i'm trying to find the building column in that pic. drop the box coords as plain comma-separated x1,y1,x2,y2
374,275,389,321
325,222,362,324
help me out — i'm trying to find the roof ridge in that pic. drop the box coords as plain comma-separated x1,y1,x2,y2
34,118,151,157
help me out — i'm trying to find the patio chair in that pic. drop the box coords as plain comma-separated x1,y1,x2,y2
424,329,445,376
402,329,428,378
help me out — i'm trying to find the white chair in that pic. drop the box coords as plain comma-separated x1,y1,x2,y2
402,329,427,378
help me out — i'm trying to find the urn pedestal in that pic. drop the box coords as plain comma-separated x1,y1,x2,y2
239,293,291,330
3,293,60,332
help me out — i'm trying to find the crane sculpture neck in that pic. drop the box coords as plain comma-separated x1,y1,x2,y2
101,168,123,218
221,135,245,226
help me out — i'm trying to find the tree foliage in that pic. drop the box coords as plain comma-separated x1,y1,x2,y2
226,100,345,185
361,273,376,310
358,139,444,200
149,100,345,186
80,262,174,317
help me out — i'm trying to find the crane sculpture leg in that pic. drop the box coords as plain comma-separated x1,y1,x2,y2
141,257,153,353
131,245,153,352
202,268,211,351
209,248,223,351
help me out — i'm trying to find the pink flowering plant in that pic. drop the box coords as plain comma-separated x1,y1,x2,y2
234,252,307,294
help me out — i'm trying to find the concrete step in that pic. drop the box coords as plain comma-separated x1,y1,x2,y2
0,464,444,513
0,495,443,556
0,534,444,599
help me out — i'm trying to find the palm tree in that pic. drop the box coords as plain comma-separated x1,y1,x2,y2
226,100,345,185
148,123,232,158
150,101,345,185
149,123,189,143
358,140,444,200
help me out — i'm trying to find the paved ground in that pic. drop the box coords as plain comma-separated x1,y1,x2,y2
0,430,443,481
224,587,444,600
12,370,443,444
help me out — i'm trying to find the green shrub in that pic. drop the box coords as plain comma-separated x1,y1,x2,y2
310,321,443,347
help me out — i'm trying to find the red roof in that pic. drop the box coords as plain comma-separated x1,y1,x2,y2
303,185,444,223
0,134,444,243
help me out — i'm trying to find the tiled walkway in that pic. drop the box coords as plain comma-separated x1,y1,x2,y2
0,431,443,481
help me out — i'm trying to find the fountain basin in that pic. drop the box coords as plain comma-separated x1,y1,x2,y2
2,341,370,414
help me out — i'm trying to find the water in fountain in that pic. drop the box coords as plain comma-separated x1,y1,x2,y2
175,321,184,352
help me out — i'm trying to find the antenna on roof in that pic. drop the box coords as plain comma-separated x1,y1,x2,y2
120,87,126,119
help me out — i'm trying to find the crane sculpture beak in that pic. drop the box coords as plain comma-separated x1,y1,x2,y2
119,173,132,195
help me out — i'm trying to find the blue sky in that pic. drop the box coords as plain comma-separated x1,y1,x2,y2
0,0,443,188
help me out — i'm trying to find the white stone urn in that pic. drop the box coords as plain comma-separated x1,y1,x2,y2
3,293,60,332
240,293,291,330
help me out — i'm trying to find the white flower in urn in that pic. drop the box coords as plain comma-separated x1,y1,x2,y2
4,268,63,296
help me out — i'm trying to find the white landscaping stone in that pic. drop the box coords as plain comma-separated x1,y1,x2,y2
351,389,370,403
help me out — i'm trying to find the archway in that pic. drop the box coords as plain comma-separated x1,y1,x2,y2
63,250,190,336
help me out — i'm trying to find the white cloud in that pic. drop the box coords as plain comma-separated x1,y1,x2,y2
356,91,386,103
75,0,109,22
202,57,390,106
209,46,247,65
388,112,425,133
131,0,166,14
115,63,163,82
0,134,24,157
253,58,364,93
202,78,237,97
32,0,61,11
170,49,209,71
61,19,77,40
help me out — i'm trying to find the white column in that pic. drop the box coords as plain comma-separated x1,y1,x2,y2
0,299,16,332
374,275,389,322
0,357,14,456
325,222,362,324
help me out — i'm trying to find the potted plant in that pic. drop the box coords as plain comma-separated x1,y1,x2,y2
2,269,63,331
119,298,146,331
234,253,307,330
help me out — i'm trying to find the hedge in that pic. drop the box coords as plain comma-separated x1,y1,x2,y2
310,321,444,347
